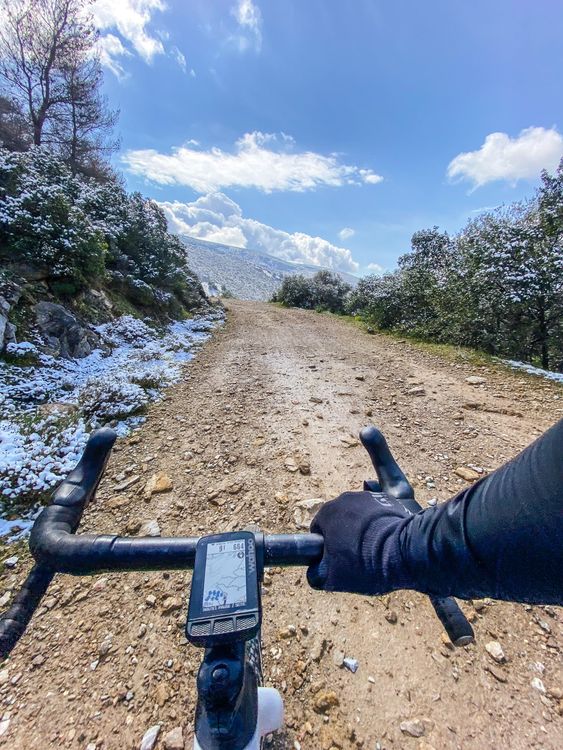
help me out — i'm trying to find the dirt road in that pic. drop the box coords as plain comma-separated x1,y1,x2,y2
1,300,562,749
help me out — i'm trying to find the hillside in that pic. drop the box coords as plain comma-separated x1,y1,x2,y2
181,235,358,300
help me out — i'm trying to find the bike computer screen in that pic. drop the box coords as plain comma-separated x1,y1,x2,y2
186,531,261,647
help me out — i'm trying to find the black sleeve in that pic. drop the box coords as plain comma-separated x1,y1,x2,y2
400,418,563,604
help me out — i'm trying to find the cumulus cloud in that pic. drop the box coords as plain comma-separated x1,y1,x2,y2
447,127,563,189
123,131,383,194
159,192,359,273
338,227,355,240
366,262,384,274
230,0,262,52
92,0,178,76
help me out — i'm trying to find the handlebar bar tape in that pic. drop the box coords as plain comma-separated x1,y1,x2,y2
0,565,55,659
364,479,474,646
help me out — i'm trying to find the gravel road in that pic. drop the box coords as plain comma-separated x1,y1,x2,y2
1,300,561,749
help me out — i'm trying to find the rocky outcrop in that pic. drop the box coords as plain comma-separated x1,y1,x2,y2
33,302,104,359
0,276,23,350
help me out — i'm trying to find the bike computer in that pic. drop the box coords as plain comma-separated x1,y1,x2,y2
186,531,261,647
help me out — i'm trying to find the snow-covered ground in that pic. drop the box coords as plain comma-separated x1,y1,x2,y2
502,359,563,384
0,312,223,539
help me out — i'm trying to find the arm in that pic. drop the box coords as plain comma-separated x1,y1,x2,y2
308,420,563,605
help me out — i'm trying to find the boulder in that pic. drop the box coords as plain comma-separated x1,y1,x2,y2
34,302,102,358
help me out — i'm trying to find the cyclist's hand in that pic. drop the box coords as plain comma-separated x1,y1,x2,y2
307,427,416,595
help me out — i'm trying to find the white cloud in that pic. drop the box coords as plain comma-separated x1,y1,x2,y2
231,0,262,52
123,131,383,193
170,45,187,73
366,262,384,274
159,192,359,273
447,127,563,189
338,227,355,240
92,0,166,75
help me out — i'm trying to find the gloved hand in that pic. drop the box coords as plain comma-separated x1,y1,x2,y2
307,426,418,595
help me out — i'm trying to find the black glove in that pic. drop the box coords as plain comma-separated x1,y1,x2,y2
307,426,417,595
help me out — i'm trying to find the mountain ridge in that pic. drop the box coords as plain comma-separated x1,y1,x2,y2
180,235,359,300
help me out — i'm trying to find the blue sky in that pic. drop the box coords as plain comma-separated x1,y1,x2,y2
94,0,563,274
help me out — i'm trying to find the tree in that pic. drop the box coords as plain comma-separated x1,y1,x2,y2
0,95,32,151
0,0,117,173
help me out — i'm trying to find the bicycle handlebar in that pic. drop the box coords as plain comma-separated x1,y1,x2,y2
0,428,474,659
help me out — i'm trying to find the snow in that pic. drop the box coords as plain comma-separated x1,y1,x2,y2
0,311,223,539
502,359,563,383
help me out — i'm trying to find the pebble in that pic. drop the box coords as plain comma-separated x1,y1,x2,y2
0,591,11,607
162,596,183,614
146,594,157,607
114,475,140,492
293,498,325,529
0,719,9,738
427,498,438,507
385,610,398,624
313,690,339,713
406,386,426,396
485,641,506,663
3,556,18,569
139,520,161,537
332,649,345,667
140,724,160,750
531,678,546,694
454,466,481,482
465,376,487,385
143,472,173,499
343,657,359,673
162,726,184,750
399,719,426,737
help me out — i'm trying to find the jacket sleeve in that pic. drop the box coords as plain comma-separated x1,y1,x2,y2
400,418,563,604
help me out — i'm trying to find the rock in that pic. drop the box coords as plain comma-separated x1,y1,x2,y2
339,435,359,447
31,654,45,668
143,472,173,499
0,591,11,607
298,461,311,475
34,301,103,359
332,649,345,667
284,458,299,473
139,520,161,537
385,610,398,624
454,466,481,482
278,625,297,639
485,664,507,683
531,677,546,693
98,637,112,657
355,375,365,381
0,719,10,738
114,475,140,492
162,727,184,750
162,596,183,614
310,396,323,404
400,719,426,738
343,657,359,673
0,670,9,685
313,690,339,713
145,594,157,607
406,386,426,396
293,498,325,529
427,498,438,507
465,376,487,385
485,641,506,663
3,556,18,569
140,724,160,750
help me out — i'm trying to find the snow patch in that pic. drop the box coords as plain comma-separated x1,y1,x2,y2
501,359,563,383
0,311,223,538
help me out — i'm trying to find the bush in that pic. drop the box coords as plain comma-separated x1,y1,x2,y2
273,271,351,313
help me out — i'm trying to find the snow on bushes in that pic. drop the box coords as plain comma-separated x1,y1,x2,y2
0,311,223,532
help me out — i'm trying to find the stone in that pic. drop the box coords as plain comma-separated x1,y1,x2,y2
162,726,184,750
400,719,426,738
293,498,325,529
278,625,297,639
485,641,506,663
162,596,183,614
145,595,157,607
114,475,140,492
310,396,323,404
313,690,340,713
139,724,160,750
454,466,481,482
3,556,18,569
139,520,161,537
0,591,11,607
143,472,173,500
0,719,10,738
465,376,487,385
531,677,546,693
339,435,359,447
310,636,327,662
34,301,103,359
343,657,359,673
385,610,398,624
406,386,426,396
0,670,9,685
298,461,311,475
332,649,345,667
485,664,507,683
98,637,112,657
284,458,299,472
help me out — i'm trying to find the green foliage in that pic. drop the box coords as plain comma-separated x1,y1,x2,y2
272,270,352,313
350,160,563,372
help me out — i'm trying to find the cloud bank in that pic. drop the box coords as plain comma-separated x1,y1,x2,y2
447,126,563,189
123,131,383,194
160,192,359,273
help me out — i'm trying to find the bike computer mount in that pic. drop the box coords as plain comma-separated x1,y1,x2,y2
186,531,263,647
